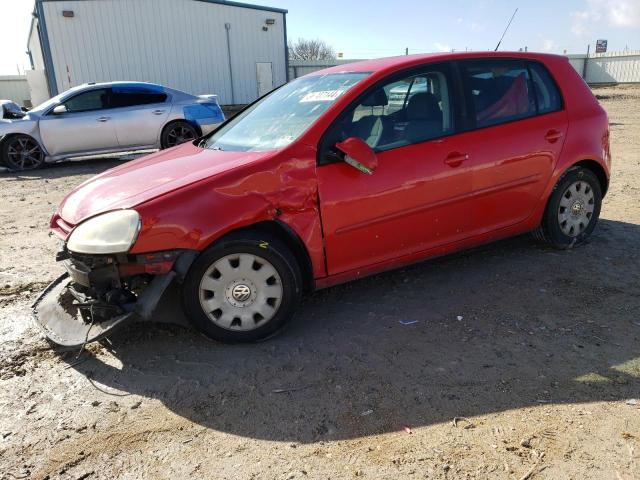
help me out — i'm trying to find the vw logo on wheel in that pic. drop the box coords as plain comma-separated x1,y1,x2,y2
231,284,252,302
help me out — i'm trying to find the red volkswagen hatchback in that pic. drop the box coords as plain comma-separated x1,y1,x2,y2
35,52,611,346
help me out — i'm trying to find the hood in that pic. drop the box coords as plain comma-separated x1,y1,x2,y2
58,142,275,225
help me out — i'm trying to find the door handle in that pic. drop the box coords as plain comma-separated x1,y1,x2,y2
444,152,469,167
97,116,110,122
545,129,563,143
152,110,166,115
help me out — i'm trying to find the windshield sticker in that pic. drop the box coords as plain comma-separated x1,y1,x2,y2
300,89,346,103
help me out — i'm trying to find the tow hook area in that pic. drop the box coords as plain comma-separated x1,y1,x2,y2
32,250,197,348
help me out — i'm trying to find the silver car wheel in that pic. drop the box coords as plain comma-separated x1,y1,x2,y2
198,253,283,331
165,124,196,147
557,180,595,237
5,136,44,170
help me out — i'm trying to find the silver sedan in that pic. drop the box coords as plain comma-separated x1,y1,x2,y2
0,82,225,171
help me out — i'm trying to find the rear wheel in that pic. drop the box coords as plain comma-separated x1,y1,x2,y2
1,135,45,171
533,167,602,249
160,121,198,149
182,231,302,343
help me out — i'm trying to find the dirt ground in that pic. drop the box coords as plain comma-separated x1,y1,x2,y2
1,85,639,480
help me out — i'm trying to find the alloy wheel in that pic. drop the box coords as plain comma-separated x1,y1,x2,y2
165,125,196,147
5,136,44,170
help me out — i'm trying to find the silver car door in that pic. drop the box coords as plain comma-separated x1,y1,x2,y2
109,85,170,147
38,87,118,156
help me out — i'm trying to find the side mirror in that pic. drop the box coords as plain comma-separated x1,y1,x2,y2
335,137,378,175
52,105,68,115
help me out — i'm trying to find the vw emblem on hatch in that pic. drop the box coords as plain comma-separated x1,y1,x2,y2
231,284,252,302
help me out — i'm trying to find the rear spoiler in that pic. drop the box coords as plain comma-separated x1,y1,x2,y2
197,94,220,104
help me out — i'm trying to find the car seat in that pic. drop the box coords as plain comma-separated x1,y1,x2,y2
350,89,390,147
404,92,443,143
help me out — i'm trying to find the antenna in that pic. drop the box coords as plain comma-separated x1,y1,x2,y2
494,8,518,51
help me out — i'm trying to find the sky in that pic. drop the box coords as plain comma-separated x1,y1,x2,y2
0,0,638,75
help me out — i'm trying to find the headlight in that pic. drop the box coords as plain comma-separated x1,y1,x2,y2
67,210,141,254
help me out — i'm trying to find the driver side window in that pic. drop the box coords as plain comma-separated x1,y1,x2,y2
62,88,111,113
335,68,454,152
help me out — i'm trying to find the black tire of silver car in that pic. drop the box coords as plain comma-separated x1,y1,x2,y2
533,167,602,249
1,135,45,171
182,231,303,343
160,121,199,149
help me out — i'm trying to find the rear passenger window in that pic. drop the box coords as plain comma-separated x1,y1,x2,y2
110,85,167,108
528,62,562,114
463,60,536,128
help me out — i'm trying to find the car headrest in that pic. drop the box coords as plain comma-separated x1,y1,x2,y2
406,92,441,120
361,89,388,107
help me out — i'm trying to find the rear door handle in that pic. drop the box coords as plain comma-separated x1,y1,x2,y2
152,109,166,115
97,116,110,122
444,152,469,167
545,129,563,143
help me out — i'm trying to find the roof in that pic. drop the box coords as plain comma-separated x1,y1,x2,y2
35,0,287,14
316,51,568,76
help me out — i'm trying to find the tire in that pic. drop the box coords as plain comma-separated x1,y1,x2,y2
533,167,602,249
1,134,45,171
182,231,303,343
160,121,198,149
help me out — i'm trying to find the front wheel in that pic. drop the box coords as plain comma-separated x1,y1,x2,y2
1,135,45,171
182,232,303,343
533,167,602,249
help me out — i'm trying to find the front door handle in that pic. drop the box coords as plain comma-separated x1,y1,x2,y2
545,129,563,143
97,116,111,122
152,109,166,115
444,152,469,167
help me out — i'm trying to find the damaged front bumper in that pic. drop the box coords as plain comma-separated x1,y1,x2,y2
32,247,196,348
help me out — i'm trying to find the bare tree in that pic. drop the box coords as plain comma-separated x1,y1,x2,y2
288,38,336,61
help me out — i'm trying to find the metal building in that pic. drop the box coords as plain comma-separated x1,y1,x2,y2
27,0,288,105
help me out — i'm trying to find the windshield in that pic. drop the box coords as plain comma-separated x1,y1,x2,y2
203,72,369,152
28,92,67,114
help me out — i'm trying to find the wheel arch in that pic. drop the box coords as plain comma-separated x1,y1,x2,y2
205,220,315,293
0,132,44,151
160,119,202,147
571,159,609,197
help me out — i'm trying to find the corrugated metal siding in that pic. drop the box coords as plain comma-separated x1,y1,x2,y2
567,55,585,77
28,19,47,71
585,52,640,83
568,52,640,83
288,59,361,79
42,0,286,104
0,76,31,105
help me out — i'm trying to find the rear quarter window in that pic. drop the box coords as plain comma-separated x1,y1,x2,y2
528,62,562,114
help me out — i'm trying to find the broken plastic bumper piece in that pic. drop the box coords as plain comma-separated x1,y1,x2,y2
32,249,196,348
31,273,136,348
